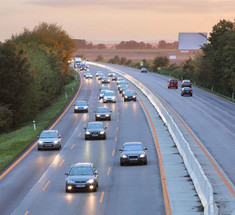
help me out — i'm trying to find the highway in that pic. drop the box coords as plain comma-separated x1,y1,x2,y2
0,68,165,215
99,64,235,185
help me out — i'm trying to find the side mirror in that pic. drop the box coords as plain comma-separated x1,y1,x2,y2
65,173,69,176
144,147,147,151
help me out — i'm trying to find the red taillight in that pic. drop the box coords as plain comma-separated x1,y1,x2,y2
182,91,185,93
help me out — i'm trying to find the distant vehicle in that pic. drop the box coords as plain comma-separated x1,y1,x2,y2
119,142,147,166
118,83,128,91
181,80,192,88
124,90,136,101
65,162,99,192
168,79,178,89
80,63,87,71
103,90,116,103
38,130,62,150
84,122,107,140
99,90,108,99
74,57,82,68
141,68,148,73
108,72,115,77
117,79,127,86
84,72,92,79
86,64,89,70
112,74,119,81
98,74,105,80
102,77,110,84
116,77,125,84
74,100,89,113
181,87,193,96
95,107,112,121
119,85,129,94
96,71,103,77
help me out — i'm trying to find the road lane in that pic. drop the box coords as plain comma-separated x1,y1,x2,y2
1,68,165,215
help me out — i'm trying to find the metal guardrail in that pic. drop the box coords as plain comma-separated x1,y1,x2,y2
89,62,218,215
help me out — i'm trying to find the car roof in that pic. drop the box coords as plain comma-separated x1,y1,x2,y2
42,130,58,133
124,142,142,145
104,90,114,93
76,100,87,103
97,107,109,110
183,80,190,82
182,87,192,90
88,122,104,125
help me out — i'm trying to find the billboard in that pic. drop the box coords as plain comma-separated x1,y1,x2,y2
178,33,207,50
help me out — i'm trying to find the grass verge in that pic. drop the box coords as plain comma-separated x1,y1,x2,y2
0,70,80,171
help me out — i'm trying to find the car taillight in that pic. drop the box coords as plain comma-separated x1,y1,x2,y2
182,91,185,93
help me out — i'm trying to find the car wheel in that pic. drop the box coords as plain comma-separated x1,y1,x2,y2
103,135,106,140
120,162,124,166
190,94,193,96
86,110,88,113
109,117,111,121
66,188,71,193
144,160,148,165
93,187,97,192
95,117,98,121
85,136,88,140
168,87,170,89
134,98,136,101
124,99,126,102
38,147,41,151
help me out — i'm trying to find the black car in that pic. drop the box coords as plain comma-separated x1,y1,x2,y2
141,68,147,73
181,87,193,96
123,90,136,101
108,72,115,77
119,142,147,165
65,162,99,192
74,101,89,113
98,74,105,80
102,77,110,84
95,107,112,121
84,122,107,140
119,85,130,94
80,63,87,71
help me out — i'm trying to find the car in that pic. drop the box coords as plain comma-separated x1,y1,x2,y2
116,77,125,85
119,85,130,94
108,72,115,77
101,77,110,84
86,65,89,70
121,88,131,97
168,79,178,89
84,122,107,140
141,68,148,73
98,74,105,80
103,90,116,103
112,74,119,81
117,80,127,86
181,80,192,88
117,83,128,91
84,72,92,79
100,86,110,91
74,100,89,113
123,90,137,101
95,107,112,121
96,71,103,77
38,130,62,150
80,63,87,71
65,162,99,192
181,87,193,96
119,142,147,165
99,90,109,99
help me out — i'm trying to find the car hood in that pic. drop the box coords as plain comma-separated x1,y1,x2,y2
39,137,58,142
96,112,109,115
66,175,95,182
104,96,115,99
121,150,145,156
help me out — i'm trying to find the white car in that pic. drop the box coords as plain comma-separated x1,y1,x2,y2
85,72,92,79
103,90,116,103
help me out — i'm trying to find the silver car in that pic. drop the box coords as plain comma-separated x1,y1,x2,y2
103,90,116,103
84,72,92,79
38,130,62,150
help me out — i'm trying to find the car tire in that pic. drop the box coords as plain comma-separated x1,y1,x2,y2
95,117,98,121
124,99,126,102
38,147,41,151
109,117,111,121
134,98,136,101
85,136,88,140
168,87,170,89
120,162,124,166
103,135,106,140
66,188,71,193
181,94,183,96
86,110,88,113
144,160,148,165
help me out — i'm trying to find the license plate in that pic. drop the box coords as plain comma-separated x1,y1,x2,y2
76,184,85,188
92,134,98,136
45,144,53,147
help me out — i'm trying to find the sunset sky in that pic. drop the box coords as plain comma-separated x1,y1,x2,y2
0,0,234,43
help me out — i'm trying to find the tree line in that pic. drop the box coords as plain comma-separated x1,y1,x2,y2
0,22,75,133
96,19,235,98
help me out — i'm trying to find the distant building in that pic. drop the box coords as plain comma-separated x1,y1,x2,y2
178,33,207,50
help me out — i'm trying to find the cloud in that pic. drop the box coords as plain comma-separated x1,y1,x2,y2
28,0,235,14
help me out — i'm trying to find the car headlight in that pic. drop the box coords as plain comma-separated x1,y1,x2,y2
67,179,75,184
74,106,78,109
54,140,59,144
140,154,146,158
84,106,88,109
38,140,43,144
125,96,127,98
96,114,101,117
87,179,94,184
121,154,128,158
85,131,90,135
105,114,110,117
100,131,105,135
133,95,136,98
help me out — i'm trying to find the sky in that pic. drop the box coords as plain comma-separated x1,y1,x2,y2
0,0,234,43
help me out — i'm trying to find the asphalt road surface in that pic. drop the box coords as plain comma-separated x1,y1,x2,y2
0,68,165,215
100,64,235,186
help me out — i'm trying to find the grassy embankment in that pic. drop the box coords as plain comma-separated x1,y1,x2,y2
0,70,80,171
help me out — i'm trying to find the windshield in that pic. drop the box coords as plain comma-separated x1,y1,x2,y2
69,167,93,176
124,144,143,151
97,108,109,113
40,131,58,138
75,101,86,106
104,91,115,96
101,87,109,90
87,123,103,129
125,91,135,96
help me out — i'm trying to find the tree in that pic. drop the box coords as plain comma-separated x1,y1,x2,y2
96,44,106,49
152,56,169,71
158,40,167,49
95,55,104,62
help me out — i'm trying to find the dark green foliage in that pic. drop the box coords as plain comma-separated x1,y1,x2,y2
152,56,170,71
0,105,13,131
95,55,104,62
0,22,75,133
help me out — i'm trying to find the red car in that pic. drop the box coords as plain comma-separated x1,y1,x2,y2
168,79,178,89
